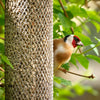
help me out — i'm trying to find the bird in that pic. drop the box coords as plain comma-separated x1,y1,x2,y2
53,35,83,73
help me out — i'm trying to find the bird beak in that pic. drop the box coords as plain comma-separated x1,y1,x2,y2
76,41,84,46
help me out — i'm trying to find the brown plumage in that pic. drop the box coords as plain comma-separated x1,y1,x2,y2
53,35,83,73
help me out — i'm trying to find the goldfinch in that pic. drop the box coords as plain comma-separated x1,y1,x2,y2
53,35,83,72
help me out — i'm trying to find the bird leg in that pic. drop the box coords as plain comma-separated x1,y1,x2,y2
58,67,95,79
58,67,67,73
54,63,62,73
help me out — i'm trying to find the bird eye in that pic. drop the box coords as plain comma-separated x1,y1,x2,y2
74,36,80,42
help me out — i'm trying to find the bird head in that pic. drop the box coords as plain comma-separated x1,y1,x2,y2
64,35,83,48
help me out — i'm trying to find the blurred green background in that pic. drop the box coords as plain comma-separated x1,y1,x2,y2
53,0,100,100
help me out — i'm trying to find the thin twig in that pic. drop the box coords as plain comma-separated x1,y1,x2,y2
85,0,89,8
0,0,5,10
75,47,79,53
59,67,95,79
58,0,68,17
0,67,4,72
0,37,5,40
81,43,100,54
70,27,74,34
75,47,82,53
79,48,82,53
58,0,74,34
59,0,75,35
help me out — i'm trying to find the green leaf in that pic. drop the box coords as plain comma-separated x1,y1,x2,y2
62,63,70,70
70,54,78,68
53,86,60,97
73,84,85,95
69,0,85,5
0,55,13,69
68,5,88,18
74,32,92,46
53,22,61,32
95,37,100,42
86,55,100,63
58,13,72,29
54,76,61,84
0,43,4,54
61,0,67,5
53,0,60,6
0,89,4,97
60,78,71,86
91,21,100,33
66,11,74,19
0,17,4,26
54,76,72,86
85,86,99,96
2,0,5,4
62,31,71,36
59,88,74,98
87,11,100,23
53,6,62,14
75,54,89,69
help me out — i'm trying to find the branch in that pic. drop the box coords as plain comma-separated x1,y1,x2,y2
58,0,68,17
85,0,89,8
59,67,95,79
81,43,100,54
0,0,5,10
70,27,74,34
79,47,82,53
75,46,82,53
0,67,4,72
58,0,75,35
0,37,5,40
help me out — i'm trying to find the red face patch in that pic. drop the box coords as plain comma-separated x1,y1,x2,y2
72,39,77,48
72,35,80,48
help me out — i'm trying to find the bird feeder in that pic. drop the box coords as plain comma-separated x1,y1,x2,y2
5,0,53,99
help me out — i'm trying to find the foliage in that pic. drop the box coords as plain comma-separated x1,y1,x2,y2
0,0,5,99
53,0,100,70
54,82,98,100
53,0,100,99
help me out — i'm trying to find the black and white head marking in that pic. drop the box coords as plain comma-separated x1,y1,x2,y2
64,35,70,42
